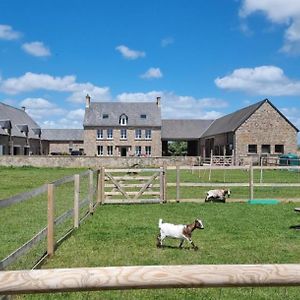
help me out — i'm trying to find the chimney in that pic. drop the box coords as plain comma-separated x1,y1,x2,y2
156,96,161,107
21,106,26,111
85,94,91,108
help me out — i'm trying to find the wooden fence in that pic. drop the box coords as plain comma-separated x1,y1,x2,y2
0,169,100,270
0,264,300,295
101,166,166,204
170,164,300,202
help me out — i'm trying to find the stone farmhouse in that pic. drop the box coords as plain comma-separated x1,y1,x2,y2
0,103,43,155
0,97,298,164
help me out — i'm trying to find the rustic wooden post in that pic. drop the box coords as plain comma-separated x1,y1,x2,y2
209,150,213,181
96,170,101,204
176,164,180,203
88,170,94,214
163,162,167,203
100,167,105,204
160,166,164,204
260,157,263,184
47,184,54,257
74,174,80,229
249,163,254,200
232,149,235,166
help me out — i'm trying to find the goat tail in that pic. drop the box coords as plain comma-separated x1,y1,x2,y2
158,218,163,227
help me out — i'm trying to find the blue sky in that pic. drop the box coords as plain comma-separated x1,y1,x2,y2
0,0,300,137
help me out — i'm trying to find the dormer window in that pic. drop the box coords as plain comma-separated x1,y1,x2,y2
140,114,147,119
103,114,109,119
119,114,128,126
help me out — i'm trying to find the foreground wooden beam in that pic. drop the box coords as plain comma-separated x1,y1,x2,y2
1,264,300,295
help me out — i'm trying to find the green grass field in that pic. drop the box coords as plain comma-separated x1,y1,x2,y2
18,202,300,299
1,166,300,299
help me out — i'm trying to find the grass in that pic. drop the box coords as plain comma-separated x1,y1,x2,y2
0,166,86,199
17,202,300,300
1,166,300,299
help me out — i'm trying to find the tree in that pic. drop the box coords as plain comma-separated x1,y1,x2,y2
168,141,187,156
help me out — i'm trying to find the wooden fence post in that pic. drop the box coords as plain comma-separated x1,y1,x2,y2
74,174,80,229
88,170,94,214
163,162,167,203
176,165,180,203
249,163,254,200
96,170,101,204
47,184,54,257
160,166,164,204
100,167,105,204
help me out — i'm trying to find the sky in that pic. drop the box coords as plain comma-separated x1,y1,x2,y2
0,0,300,139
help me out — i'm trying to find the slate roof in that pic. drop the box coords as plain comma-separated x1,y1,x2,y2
41,129,84,141
162,119,214,140
0,102,41,139
201,99,299,137
84,102,161,127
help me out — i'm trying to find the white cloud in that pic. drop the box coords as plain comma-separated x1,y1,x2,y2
161,37,174,47
215,65,300,96
140,67,163,79
239,0,300,54
115,45,145,60
0,24,21,40
116,91,227,119
19,98,65,120
0,72,111,103
40,109,85,129
22,41,51,57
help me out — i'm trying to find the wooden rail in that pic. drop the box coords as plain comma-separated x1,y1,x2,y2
0,264,300,295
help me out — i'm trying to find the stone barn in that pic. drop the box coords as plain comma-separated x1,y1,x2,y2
200,99,299,164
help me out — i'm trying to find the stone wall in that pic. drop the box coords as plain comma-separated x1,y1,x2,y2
48,141,84,154
235,101,298,164
84,127,162,157
0,155,199,168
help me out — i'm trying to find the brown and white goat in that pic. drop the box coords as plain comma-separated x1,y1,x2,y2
205,189,231,202
157,218,204,250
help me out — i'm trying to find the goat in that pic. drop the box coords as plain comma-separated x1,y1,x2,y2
205,189,231,202
157,219,204,250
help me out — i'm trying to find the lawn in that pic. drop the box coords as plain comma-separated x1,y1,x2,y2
1,166,300,299
17,202,300,300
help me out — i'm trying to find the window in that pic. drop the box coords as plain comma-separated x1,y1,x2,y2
102,114,109,119
145,146,151,156
261,144,271,154
145,129,151,139
135,129,142,139
140,114,147,119
97,145,103,156
119,114,128,126
96,129,103,139
275,144,284,153
248,144,257,153
135,146,141,156
107,146,113,156
120,128,127,139
107,128,113,139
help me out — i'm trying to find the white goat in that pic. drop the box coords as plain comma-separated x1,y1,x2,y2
205,189,230,202
157,219,204,250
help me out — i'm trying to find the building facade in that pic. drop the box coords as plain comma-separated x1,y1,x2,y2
0,103,42,155
83,96,162,157
200,99,299,164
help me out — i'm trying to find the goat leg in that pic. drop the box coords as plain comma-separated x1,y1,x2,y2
156,234,162,248
178,239,184,248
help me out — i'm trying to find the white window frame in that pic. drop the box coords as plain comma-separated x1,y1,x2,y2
107,145,113,156
135,129,142,139
145,129,151,139
135,146,141,156
97,145,104,156
145,146,151,156
97,129,103,139
107,128,113,139
120,128,127,139
119,115,128,126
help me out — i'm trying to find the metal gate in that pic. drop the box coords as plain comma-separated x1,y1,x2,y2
101,167,165,204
